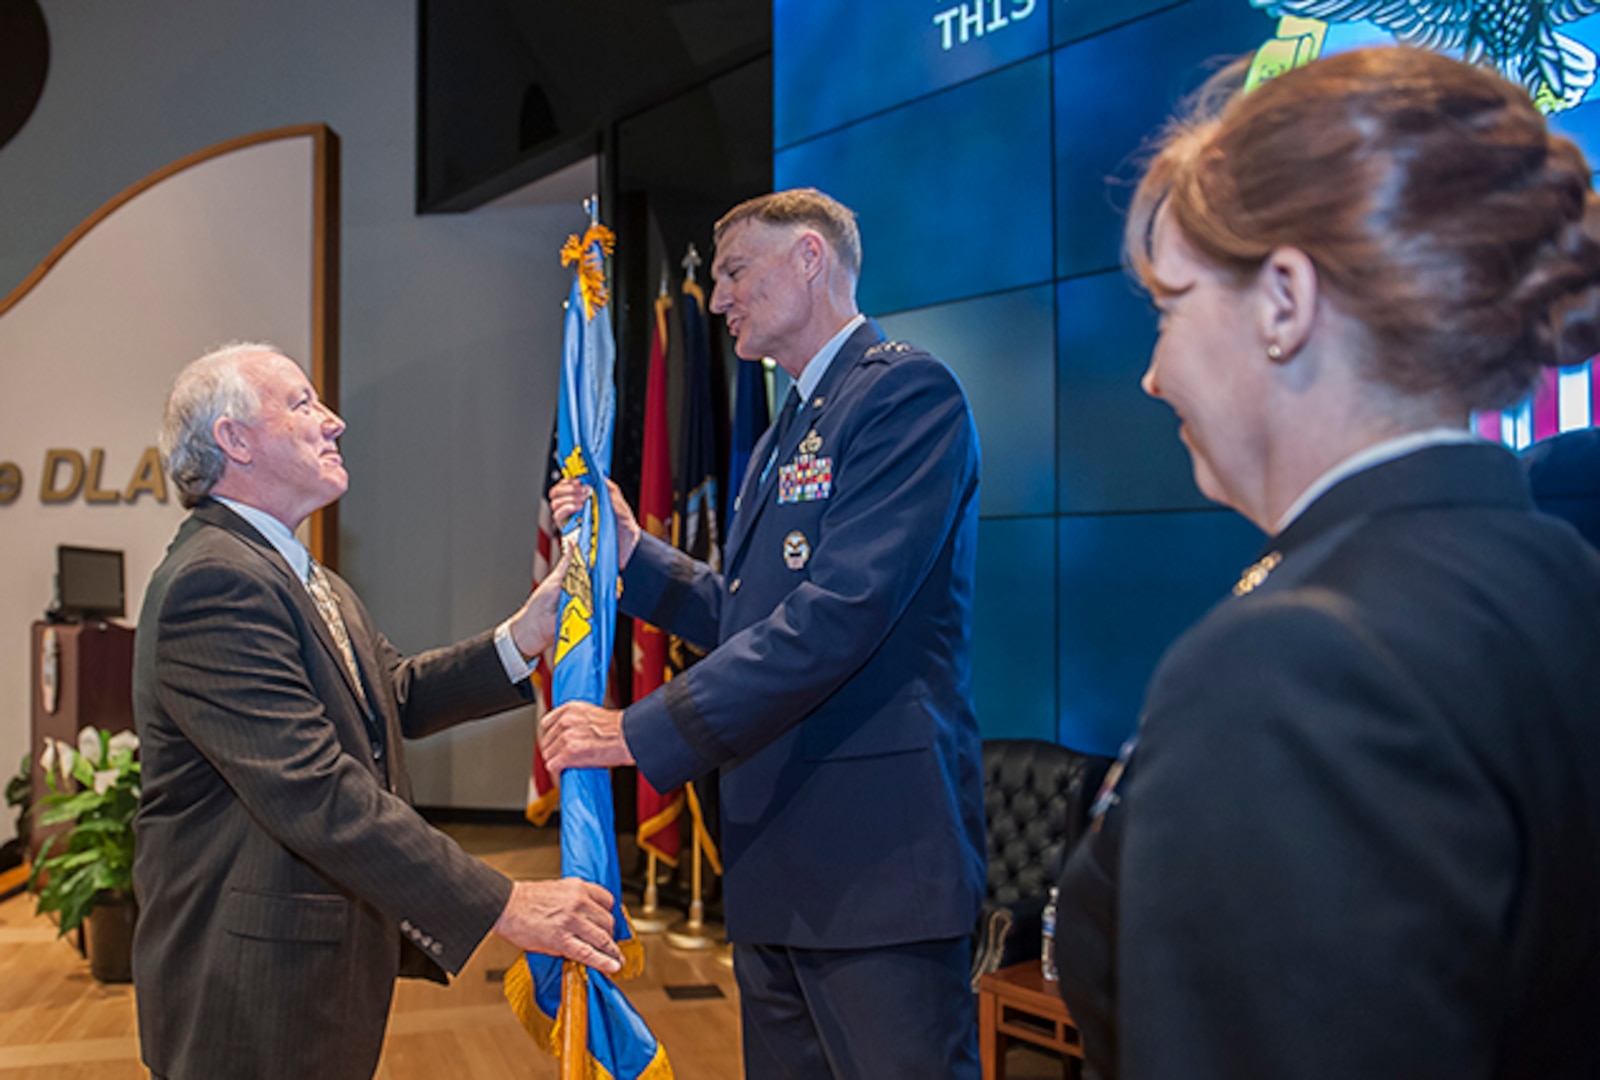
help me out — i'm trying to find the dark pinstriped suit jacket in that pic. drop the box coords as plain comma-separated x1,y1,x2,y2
132,499,528,1080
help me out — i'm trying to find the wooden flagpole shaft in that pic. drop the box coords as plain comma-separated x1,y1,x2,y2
560,960,588,1080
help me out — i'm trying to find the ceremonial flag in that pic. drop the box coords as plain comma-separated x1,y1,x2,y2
675,270,723,572
670,266,724,874
726,356,771,526
504,216,672,1080
525,424,562,827
633,284,683,865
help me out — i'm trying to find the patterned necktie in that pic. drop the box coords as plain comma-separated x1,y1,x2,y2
306,561,368,707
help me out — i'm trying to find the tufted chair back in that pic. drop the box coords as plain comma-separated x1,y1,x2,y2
971,738,1113,986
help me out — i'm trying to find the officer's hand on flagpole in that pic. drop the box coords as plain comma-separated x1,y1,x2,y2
550,477,641,568
508,540,572,661
541,701,635,775
494,878,624,974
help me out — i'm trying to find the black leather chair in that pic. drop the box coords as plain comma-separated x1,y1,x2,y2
970,738,1114,987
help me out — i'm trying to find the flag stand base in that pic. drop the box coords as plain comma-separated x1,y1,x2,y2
631,851,674,934
665,899,719,951
664,922,719,950
633,910,674,934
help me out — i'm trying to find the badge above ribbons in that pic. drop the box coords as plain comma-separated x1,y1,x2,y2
503,203,673,1080
778,430,832,505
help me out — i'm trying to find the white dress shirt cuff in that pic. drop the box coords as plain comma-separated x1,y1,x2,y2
493,621,538,683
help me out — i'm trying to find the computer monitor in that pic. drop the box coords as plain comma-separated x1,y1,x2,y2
56,545,125,621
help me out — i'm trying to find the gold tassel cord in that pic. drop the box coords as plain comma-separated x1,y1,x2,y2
561,223,617,319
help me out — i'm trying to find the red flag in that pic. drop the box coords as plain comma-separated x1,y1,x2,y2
525,426,562,826
634,288,684,863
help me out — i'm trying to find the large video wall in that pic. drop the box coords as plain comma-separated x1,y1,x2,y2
772,0,1600,754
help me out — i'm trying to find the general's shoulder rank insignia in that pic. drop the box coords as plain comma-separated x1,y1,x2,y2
782,531,811,571
778,453,833,504
1232,550,1283,596
865,340,914,359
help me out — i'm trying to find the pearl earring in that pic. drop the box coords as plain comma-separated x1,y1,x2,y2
1266,343,1283,361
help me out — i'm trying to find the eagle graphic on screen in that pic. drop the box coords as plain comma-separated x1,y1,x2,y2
1251,1,1600,110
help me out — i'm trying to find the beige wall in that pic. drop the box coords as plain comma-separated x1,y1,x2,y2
0,137,320,835
0,2,593,834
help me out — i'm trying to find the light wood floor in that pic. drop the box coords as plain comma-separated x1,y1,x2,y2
0,822,1064,1078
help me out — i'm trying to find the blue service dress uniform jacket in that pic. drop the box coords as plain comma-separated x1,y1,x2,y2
619,320,988,950
132,499,525,1080
1056,443,1600,1079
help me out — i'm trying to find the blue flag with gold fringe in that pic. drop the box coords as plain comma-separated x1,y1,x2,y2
503,213,673,1080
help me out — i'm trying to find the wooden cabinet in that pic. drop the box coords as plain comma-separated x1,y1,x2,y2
28,621,134,861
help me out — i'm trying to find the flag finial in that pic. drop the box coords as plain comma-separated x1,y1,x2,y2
682,242,702,285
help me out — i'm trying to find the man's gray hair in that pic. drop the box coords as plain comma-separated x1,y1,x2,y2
160,342,279,508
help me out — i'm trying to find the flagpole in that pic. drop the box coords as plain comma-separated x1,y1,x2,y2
560,961,588,1080
558,194,602,1071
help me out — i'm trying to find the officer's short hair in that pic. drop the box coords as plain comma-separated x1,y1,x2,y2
714,188,862,278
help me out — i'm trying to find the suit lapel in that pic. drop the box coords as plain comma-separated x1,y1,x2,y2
194,500,373,718
725,321,884,563
326,573,402,792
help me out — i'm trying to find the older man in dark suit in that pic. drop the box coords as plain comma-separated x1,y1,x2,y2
132,343,622,1080
542,189,987,1079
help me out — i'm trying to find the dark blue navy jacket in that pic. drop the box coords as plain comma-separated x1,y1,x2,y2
1058,444,1600,1079
620,320,987,950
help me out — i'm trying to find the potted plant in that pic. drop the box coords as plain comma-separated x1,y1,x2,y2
3,752,31,863
29,726,140,982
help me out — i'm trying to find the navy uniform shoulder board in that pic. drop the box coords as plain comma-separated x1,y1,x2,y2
864,340,916,360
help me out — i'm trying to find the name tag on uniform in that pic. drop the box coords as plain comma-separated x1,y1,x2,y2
778,454,832,504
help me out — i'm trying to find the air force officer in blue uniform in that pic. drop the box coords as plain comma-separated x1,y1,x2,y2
543,189,986,1078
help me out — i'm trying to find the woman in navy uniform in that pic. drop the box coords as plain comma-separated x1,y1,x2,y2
1056,47,1600,1079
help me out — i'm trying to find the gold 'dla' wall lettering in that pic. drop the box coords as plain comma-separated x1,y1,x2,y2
8,447,170,505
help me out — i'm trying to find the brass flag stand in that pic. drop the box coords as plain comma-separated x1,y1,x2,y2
664,822,718,950
631,849,673,934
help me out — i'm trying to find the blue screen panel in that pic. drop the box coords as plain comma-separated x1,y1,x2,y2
1057,271,1215,513
975,517,1057,741
776,56,1053,316
1057,508,1262,755
1053,0,1274,279
1053,0,1188,48
775,0,1049,150
880,285,1055,518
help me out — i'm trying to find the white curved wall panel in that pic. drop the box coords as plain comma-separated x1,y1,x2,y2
0,133,320,821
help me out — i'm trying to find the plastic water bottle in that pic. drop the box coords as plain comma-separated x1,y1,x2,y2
1041,885,1059,981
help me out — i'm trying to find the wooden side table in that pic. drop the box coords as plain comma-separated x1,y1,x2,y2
976,961,1085,1080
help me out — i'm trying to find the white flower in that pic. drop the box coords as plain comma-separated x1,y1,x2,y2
39,738,57,777
108,730,140,756
93,769,119,795
77,726,103,766
56,744,77,784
